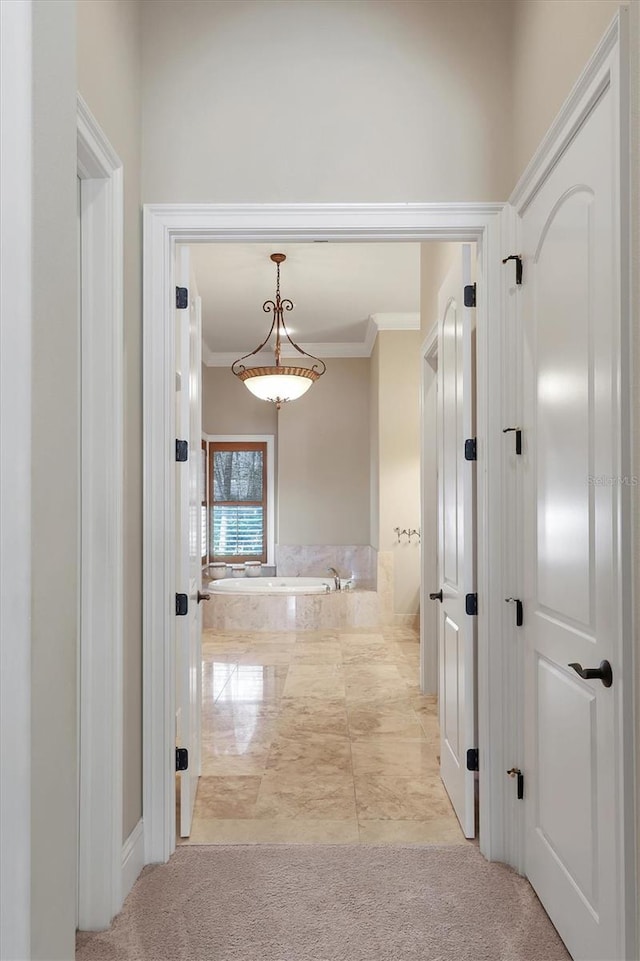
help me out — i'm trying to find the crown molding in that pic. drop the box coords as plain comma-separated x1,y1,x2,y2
370,311,420,330
203,342,374,367
202,312,420,366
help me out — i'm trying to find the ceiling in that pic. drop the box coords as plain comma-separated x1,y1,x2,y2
188,242,421,363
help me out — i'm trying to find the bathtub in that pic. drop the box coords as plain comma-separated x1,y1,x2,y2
203,575,379,631
208,575,337,596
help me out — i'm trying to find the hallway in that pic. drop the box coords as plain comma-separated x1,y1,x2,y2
180,626,465,845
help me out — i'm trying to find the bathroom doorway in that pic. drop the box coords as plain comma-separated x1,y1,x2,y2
171,237,478,844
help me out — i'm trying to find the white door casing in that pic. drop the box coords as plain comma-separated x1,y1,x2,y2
76,95,124,930
175,247,203,837
143,204,511,866
436,246,477,839
513,14,634,960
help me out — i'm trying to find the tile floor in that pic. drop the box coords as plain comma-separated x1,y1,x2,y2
179,626,466,845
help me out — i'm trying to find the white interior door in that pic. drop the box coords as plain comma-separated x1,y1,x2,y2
435,245,476,838
175,246,203,838
520,54,627,961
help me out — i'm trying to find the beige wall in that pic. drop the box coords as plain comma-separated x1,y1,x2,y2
141,0,514,204
511,0,624,180
202,365,278,436
374,331,423,616
31,4,77,957
278,359,370,545
77,0,143,841
420,243,459,337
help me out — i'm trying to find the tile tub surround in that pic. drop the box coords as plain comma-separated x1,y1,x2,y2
276,545,377,590
180,625,465,845
203,588,380,631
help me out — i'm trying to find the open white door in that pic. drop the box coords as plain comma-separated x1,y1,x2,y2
434,245,476,839
518,34,630,961
175,247,203,838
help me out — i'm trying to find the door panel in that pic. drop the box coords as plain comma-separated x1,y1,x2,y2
521,71,623,960
437,245,476,839
175,246,203,838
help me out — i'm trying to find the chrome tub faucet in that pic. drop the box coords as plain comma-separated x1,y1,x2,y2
327,566,341,591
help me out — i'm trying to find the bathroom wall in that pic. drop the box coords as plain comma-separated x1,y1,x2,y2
278,359,370,546
511,0,624,181
202,364,278,436
420,243,459,337
373,330,423,621
77,0,143,843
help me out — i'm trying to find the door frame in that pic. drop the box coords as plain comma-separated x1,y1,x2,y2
142,201,520,866
76,95,125,930
509,11,636,957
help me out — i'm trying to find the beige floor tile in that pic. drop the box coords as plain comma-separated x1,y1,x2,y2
354,775,454,820
193,776,262,819
197,624,446,844
339,633,385,646
182,818,360,844
203,699,276,720
201,715,278,744
347,706,425,740
351,738,440,777
343,664,406,683
291,642,343,664
256,772,356,819
200,754,271,776
293,630,340,643
357,818,466,844
283,664,346,698
266,733,352,776
344,676,408,703
200,728,275,757
341,646,396,665
411,694,438,717
215,665,289,703
235,649,293,666
395,641,421,657
277,698,349,738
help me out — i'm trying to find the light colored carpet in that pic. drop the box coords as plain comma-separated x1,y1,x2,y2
76,844,570,961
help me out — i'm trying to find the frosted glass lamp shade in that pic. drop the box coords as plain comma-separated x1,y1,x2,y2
237,366,320,406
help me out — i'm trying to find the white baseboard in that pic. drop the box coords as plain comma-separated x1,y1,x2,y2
121,819,144,903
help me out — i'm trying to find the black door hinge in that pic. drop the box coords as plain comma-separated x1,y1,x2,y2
176,286,188,309
503,427,522,455
505,597,523,627
176,747,189,772
502,254,523,285
464,283,476,308
176,439,188,462
465,593,478,616
176,593,188,616
464,438,477,461
466,748,479,772
507,767,524,799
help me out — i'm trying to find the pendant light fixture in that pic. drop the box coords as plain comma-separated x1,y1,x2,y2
231,253,326,409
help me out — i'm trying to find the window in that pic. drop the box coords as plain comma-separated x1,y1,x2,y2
201,439,208,564
208,440,268,563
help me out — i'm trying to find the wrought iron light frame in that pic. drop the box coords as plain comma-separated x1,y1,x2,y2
231,252,326,409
